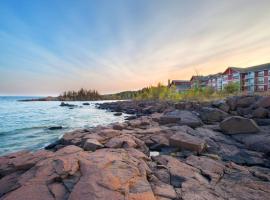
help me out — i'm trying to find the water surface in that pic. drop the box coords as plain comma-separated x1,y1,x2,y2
0,96,126,155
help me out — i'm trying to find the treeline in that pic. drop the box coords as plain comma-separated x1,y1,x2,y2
58,88,102,101
103,82,241,101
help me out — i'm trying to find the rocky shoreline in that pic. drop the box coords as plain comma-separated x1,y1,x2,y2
1,95,270,200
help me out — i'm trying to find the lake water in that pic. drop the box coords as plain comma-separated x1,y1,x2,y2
0,96,126,155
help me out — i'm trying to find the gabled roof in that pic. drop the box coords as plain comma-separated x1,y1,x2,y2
190,75,204,81
225,63,270,74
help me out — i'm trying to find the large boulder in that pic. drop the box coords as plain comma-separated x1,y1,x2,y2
255,96,270,108
220,116,260,134
0,146,156,200
159,110,203,128
212,100,230,112
83,139,104,151
253,107,269,118
169,131,207,153
105,135,137,148
199,107,229,123
226,96,239,111
236,96,257,108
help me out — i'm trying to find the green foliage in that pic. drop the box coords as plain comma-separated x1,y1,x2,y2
121,83,228,102
59,88,101,101
223,82,240,94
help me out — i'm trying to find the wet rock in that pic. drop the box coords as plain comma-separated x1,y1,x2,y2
82,102,90,105
83,139,104,151
113,112,122,116
60,102,77,107
169,131,206,153
48,126,62,130
220,116,260,134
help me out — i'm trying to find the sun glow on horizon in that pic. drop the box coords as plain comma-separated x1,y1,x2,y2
1,0,270,95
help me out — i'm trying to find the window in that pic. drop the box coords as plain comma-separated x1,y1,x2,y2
258,71,264,76
257,77,264,84
257,85,264,91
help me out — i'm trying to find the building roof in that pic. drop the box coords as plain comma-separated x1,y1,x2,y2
244,62,270,72
226,63,270,74
170,80,190,86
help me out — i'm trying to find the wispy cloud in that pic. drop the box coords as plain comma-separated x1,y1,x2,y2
0,0,270,95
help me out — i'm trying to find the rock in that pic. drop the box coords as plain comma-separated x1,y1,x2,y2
48,126,62,130
254,118,270,126
151,181,177,199
105,135,137,148
232,133,270,154
236,107,253,116
112,123,126,130
253,107,269,118
186,155,225,184
69,148,156,200
220,116,260,134
212,100,230,112
199,107,228,123
226,96,238,111
113,112,122,116
83,139,104,151
149,135,170,150
82,102,90,105
125,116,137,120
255,96,270,108
159,110,203,128
236,96,257,108
60,102,77,107
169,131,207,153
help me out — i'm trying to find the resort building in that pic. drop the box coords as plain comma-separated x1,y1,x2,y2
221,67,244,90
207,73,223,91
171,62,270,93
190,76,209,89
241,63,270,92
168,80,191,92
221,63,270,92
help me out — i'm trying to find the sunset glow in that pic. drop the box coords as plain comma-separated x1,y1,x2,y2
1,0,270,95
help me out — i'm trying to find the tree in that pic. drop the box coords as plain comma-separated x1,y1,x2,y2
224,82,240,94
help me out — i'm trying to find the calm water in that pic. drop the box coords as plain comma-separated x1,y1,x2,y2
0,96,126,155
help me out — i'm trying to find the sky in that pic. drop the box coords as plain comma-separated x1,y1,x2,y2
1,0,270,95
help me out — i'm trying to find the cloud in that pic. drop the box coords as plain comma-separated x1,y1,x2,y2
0,0,270,95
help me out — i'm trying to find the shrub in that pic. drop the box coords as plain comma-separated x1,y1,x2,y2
223,82,240,94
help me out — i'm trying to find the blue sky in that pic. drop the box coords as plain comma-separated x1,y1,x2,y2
1,0,270,95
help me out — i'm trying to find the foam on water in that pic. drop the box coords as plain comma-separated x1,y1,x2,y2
0,96,125,155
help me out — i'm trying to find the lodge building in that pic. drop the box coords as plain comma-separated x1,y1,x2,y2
169,62,270,93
